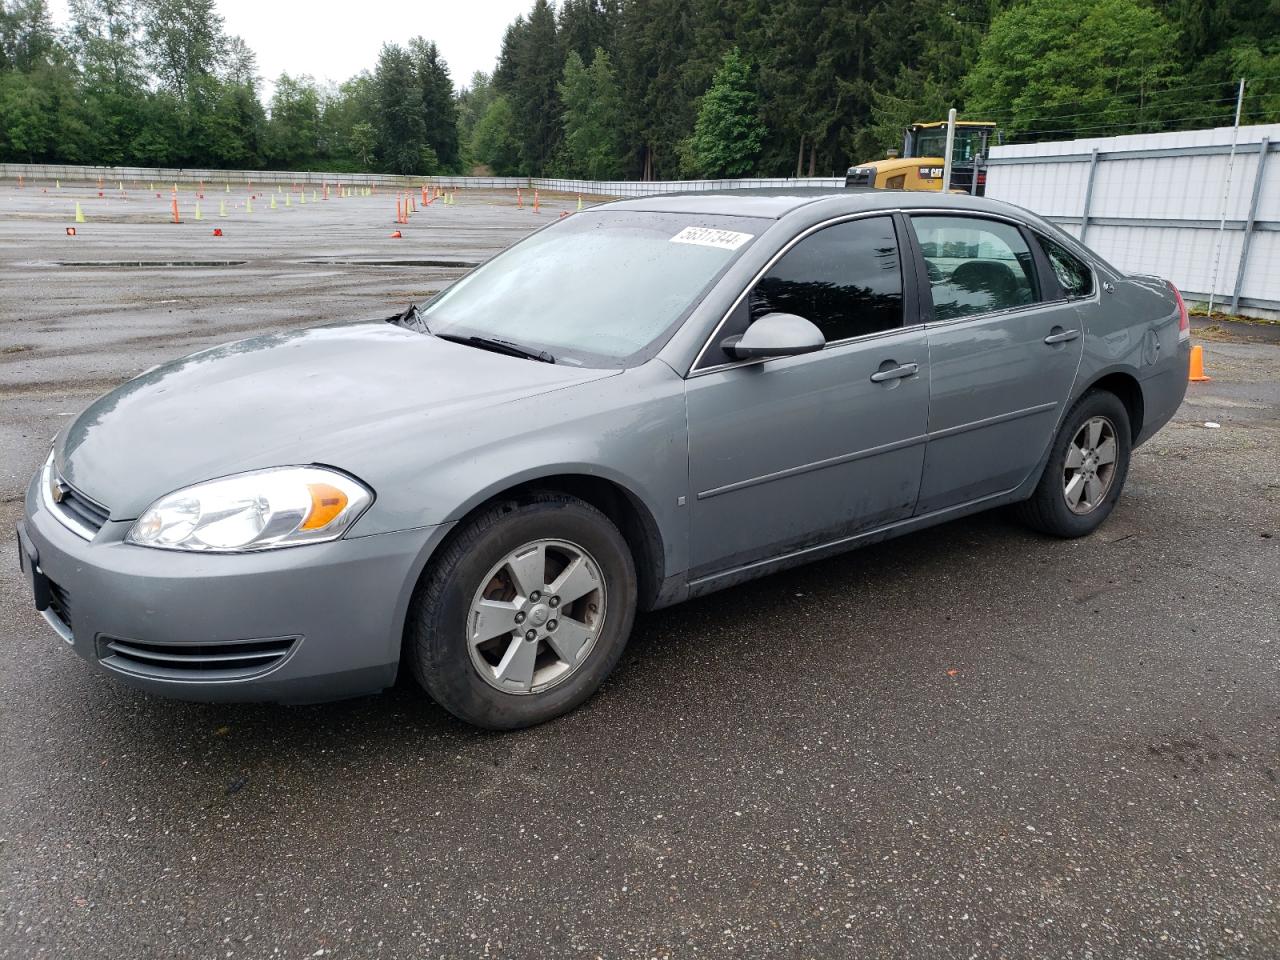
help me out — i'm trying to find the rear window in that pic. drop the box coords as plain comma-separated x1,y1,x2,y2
420,211,768,368
1038,234,1094,299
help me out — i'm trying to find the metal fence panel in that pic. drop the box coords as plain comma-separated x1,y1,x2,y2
986,123,1280,316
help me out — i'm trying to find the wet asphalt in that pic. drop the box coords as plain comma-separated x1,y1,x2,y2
1,182,1277,959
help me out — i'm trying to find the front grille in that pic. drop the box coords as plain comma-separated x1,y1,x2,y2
98,636,299,681
58,485,110,531
46,474,111,539
46,580,72,634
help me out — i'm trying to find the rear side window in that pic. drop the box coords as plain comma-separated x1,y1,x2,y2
749,216,903,342
912,216,1040,321
1038,234,1094,298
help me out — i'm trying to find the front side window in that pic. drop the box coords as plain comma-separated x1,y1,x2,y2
1038,234,1094,299
748,216,904,343
420,211,768,368
913,216,1040,321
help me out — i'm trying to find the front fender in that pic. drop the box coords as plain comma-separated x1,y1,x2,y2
347,362,691,584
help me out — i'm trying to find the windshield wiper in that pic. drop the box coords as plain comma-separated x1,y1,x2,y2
389,303,430,335
437,333,556,364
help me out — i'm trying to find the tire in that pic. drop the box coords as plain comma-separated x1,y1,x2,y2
407,492,637,729
1016,389,1132,538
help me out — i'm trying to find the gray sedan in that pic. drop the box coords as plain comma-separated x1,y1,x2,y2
18,189,1190,728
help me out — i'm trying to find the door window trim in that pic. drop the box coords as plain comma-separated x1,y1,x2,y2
689,210,917,377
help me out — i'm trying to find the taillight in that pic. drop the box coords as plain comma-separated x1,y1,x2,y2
1170,282,1190,340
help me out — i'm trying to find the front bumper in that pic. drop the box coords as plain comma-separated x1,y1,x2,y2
20,470,452,703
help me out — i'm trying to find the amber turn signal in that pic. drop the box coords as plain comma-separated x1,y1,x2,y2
301,483,349,530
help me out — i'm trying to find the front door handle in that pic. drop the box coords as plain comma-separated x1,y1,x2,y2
1044,328,1081,345
869,362,919,383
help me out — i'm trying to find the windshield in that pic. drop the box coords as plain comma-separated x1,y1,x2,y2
419,210,767,368
912,127,989,163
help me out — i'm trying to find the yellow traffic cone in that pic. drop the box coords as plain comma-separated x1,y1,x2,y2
577,194,583,212
74,201,85,223
285,193,291,207
219,199,227,217
312,190,317,202
246,197,253,214
56,179,61,189
194,202,203,221
299,191,306,205
225,182,230,193
270,194,277,209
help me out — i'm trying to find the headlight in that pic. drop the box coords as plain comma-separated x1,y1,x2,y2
126,466,373,552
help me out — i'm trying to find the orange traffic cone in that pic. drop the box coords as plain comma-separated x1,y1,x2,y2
171,196,181,224
390,230,403,238
1189,344,1211,382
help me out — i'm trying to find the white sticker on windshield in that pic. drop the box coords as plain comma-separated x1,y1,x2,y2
670,226,753,250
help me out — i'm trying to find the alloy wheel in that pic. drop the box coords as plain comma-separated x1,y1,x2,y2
1063,415,1118,515
466,539,607,694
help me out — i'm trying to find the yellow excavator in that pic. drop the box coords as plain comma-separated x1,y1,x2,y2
845,120,998,194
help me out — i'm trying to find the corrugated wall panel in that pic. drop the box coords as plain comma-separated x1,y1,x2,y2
986,124,1280,313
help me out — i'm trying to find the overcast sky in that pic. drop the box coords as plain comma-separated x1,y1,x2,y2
47,0,531,98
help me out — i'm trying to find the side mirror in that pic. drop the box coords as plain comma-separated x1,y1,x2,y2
720,312,825,361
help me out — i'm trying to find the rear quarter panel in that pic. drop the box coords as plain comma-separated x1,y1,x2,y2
1074,272,1189,444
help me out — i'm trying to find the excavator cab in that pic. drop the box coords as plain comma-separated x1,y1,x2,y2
846,120,998,194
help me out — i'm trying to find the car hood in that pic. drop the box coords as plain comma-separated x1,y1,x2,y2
56,321,614,519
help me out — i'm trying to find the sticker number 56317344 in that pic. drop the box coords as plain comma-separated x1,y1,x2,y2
670,226,754,251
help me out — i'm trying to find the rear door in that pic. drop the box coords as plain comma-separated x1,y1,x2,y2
684,215,930,582
910,214,1084,513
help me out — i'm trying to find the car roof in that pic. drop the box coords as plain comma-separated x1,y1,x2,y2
601,187,1034,222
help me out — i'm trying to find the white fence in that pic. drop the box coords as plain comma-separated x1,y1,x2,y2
0,162,841,197
985,124,1280,316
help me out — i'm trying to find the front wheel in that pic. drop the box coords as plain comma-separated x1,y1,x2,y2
407,493,637,729
1016,390,1132,538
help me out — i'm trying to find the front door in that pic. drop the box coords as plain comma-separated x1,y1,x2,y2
684,215,930,583
909,214,1085,513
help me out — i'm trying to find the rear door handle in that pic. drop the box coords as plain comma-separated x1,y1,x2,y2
1044,328,1080,345
869,362,919,383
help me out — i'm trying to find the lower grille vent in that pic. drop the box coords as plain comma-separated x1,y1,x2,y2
98,636,299,681
47,580,72,634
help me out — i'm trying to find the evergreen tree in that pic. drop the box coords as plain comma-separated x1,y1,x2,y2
558,0,620,65
471,93,522,174
411,38,460,171
559,47,624,179
372,42,425,174
507,0,562,174
457,71,497,171
685,47,764,177
618,0,699,179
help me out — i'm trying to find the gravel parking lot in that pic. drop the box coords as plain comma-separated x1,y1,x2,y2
1,181,1278,959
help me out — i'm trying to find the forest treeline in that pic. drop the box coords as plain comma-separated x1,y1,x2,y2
1,0,1277,178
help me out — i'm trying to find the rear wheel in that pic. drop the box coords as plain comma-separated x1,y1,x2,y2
1017,390,1132,538
407,493,637,729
